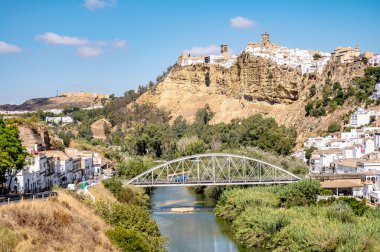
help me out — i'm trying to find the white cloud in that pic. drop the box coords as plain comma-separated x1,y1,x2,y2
77,46,103,57
95,40,107,46
84,0,117,10
0,41,22,54
185,44,219,56
111,39,127,49
35,32,88,46
230,16,255,29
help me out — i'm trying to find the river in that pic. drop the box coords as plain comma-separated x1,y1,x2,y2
150,187,254,252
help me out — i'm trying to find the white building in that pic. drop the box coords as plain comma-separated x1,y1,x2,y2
8,154,57,193
245,45,330,74
369,55,380,66
310,148,342,173
350,108,377,128
45,116,73,124
372,83,380,100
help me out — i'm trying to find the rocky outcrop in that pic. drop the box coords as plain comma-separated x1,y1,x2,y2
18,125,53,151
91,118,111,140
138,53,365,143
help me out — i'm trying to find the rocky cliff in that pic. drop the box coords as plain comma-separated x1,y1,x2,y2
138,52,365,142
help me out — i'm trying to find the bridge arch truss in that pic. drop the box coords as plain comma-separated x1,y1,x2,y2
125,153,301,187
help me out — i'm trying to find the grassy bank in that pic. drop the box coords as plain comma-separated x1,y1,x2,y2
0,189,115,252
94,178,166,252
215,180,380,251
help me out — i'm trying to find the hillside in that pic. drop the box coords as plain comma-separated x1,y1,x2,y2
138,48,368,143
0,190,116,251
0,92,109,112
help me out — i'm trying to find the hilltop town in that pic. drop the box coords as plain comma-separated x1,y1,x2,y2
178,32,379,73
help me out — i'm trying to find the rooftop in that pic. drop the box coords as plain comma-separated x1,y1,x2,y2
40,150,70,161
320,179,363,188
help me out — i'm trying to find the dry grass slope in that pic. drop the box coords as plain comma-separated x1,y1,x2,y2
88,183,118,203
0,190,117,252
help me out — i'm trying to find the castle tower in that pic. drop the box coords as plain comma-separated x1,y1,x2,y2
221,44,229,58
261,32,270,47
178,51,188,65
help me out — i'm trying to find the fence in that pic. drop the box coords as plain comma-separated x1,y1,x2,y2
0,191,58,206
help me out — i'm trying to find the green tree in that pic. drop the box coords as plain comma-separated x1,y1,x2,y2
176,136,207,156
195,104,215,125
305,101,314,116
327,122,341,133
309,84,317,97
205,72,211,87
305,146,317,164
0,119,29,194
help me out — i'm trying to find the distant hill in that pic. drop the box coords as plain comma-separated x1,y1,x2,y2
0,92,109,112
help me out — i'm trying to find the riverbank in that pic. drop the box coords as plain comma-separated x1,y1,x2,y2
97,178,166,251
214,180,380,251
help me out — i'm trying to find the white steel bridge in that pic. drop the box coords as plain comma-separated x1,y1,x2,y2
125,153,301,187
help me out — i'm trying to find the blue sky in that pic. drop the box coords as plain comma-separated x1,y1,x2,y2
0,0,380,104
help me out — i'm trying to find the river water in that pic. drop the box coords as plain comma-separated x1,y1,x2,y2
150,187,253,252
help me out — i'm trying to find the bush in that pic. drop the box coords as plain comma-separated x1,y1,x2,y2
278,179,321,207
94,201,165,251
176,136,207,156
117,156,152,179
106,227,151,252
309,84,317,97
327,122,341,133
102,178,149,207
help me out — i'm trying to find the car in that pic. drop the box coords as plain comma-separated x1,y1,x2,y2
174,175,188,183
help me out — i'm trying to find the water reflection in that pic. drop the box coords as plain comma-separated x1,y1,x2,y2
150,187,252,252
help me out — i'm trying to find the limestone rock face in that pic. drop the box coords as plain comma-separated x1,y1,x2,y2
137,53,365,143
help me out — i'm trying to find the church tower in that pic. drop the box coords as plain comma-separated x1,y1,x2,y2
261,32,270,47
221,44,229,58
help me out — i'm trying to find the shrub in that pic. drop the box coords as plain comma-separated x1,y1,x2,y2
326,202,355,223
327,122,341,133
309,84,317,97
278,179,321,207
117,156,152,179
106,227,150,252
94,200,165,250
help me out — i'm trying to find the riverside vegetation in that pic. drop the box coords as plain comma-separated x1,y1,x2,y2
94,178,166,252
215,180,380,251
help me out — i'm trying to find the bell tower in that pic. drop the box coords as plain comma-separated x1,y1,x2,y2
221,44,229,58
261,32,270,47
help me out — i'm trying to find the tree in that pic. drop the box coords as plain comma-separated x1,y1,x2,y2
327,122,341,133
205,71,211,87
370,115,376,124
305,146,317,164
309,84,317,97
313,53,322,60
305,101,314,116
176,136,207,156
332,82,342,91
78,121,93,141
195,104,215,125
0,119,29,194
